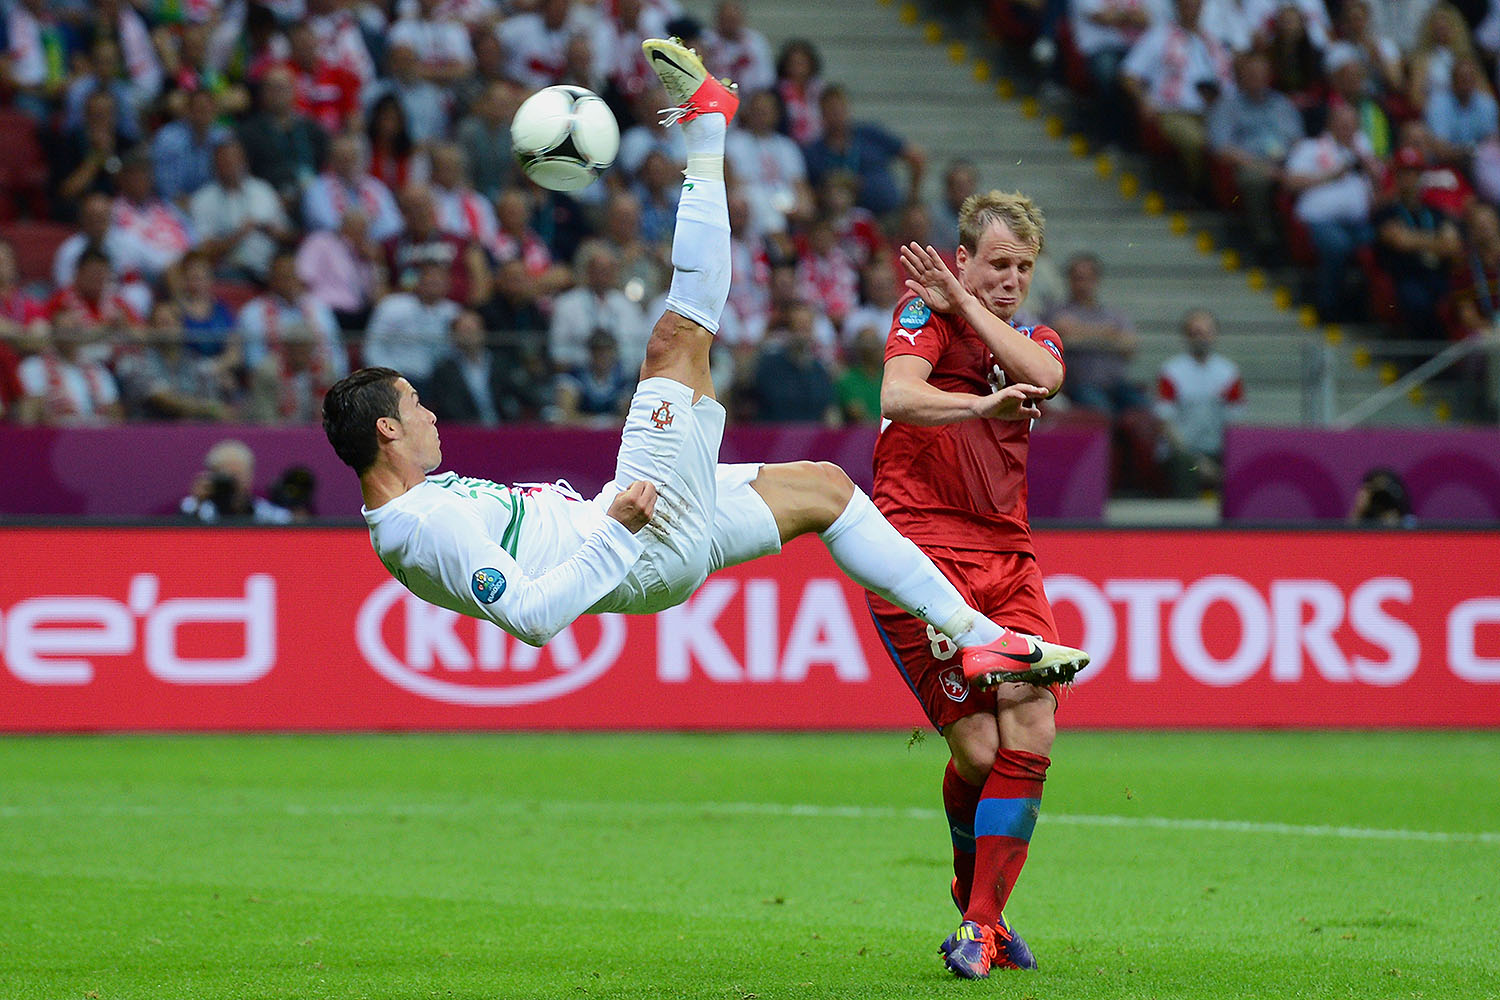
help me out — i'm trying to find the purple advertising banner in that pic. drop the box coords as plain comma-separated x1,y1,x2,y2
1222,426,1500,523
0,420,1109,521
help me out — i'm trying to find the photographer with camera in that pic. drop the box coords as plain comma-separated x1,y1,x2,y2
180,438,294,524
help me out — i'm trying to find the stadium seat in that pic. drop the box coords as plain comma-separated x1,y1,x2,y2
0,219,72,286
1353,244,1402,331
0,109,50,220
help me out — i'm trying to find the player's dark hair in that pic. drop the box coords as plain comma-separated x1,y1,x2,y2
322,367,403,473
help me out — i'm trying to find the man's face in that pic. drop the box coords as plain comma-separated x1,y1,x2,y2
957,220,1036,322
391,378,442,472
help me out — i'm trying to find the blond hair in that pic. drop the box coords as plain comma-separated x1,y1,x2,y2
957,190,1045,255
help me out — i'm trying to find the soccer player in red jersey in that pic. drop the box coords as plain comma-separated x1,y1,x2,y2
867,190,1090,979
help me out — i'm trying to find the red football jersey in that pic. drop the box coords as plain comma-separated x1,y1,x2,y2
872,292,1065,554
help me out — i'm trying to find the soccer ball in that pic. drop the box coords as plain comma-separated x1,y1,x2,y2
511,85,620,192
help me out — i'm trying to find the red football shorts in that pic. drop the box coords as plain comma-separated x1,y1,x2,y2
866,547,1058,732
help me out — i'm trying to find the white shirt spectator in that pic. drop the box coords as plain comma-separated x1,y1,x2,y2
364,76,451,144
190,172,289,280
1200,0,1256,52
302,172,403,242
1285,130,1375,223
1070,0,1169,57
110,197,195,281
1367,0,1437,54
1155,350,1245,456
1123,19,1235,115
310,7,377,86
724,128,807,233
387,17,475,73
53,231,132,289
4,3,51,88
497,7,602,90
18,352,120,423
703,26,776,94
548,287,649,372
1244,0,1331,48
618,123,687,175
433,183,499,251
363,291,461,381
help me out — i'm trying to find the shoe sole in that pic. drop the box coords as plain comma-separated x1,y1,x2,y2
969,654,1089,688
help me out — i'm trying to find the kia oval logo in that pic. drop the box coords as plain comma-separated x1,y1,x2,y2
355,580,623,706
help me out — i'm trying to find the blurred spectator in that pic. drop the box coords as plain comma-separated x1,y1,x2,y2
558,29,608,95
498,0,597,90
617,83,688,177
457,80,523,200
63,34,145,145
704,1,776,95
774,38,825,145
726,89,814,234
599,188,669,306
53,192,127,291
1408,2,1477,107
50,89,132,214
0,321,25,420
1069,0,1164,144
14,318,123,427
491,188,573,299
474,258,554,398
815,172,884,271
307,0,377,88
928,159,980,249
237,65,328,208
802,85,926,218
180,438,293,523
302,133,403,242
1373,146,1464,340
1200,0,1257,53
190,137,294,283
1154,307,1244,494
111,151,196,284
1398,119,1476,215
1349,466,1415,525
1045,252,1146,414
1330,0,1404,96
297,206,389,331
834,324,885,423
720,190,773,346
362,258,462,387
236,250,346,381
631,150,683,251
1249,0,1333,49
0,240,41,331
842,256,902,347
1320,41,1392,157
1425,54,1499,166
152,87,231,206
1369,0,1438,55
554,328,632,426
172,250,237,358
796,215,860,329
366,44,450,149
751,302,839,424
1208,50,1304,259
428,309,508,425
603,0,672,120
1259,0,1327,117
430,142,499,250
388,0,476,85
1449,200,1500,337
549,240,649,372
162,22,250,119
2,0,74,121
747,260,839,362
268,464,319,521
84,0,163,110
363,90,432,190
282,20,363,135
114,300,231,421
245,321,337,423
1283,102,1381,319
1122,0,1235,189
385,183,490,307
43,248,143,343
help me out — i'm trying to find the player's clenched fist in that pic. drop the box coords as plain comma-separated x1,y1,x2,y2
608,480,659,532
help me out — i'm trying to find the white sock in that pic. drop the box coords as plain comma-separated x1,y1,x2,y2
663,150,729,333
820,488,1005,647
682,113,726,181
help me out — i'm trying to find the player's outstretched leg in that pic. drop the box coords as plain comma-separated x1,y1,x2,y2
637,37,739,400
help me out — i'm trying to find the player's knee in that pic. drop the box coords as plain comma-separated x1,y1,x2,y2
946,720,1000,784
802,461,854,523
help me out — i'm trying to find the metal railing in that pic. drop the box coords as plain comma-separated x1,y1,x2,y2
1301,329,1500,428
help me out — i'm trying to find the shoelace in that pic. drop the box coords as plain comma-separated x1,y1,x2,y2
657,104,694,128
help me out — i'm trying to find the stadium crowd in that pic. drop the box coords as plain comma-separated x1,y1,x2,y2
993,0,1500,371
0,0,951,432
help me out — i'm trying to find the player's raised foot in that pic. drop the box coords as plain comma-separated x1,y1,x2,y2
642,36,739,125
961,627,1090,688
992,912,1039,970
938,920,996,979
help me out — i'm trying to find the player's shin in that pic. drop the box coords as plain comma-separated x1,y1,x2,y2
966,749,1049,929
944,758,983,913
662,170,729,334
819,487,1005,646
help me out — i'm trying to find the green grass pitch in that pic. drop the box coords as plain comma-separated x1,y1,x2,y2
2,730,1497,999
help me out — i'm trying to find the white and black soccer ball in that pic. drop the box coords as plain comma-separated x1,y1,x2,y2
511,85,620,193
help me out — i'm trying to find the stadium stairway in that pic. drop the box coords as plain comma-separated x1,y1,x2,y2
680,0,1433,425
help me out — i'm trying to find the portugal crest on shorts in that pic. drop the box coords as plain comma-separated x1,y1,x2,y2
471,567,506,604
650,400,674,429
939,665,970,702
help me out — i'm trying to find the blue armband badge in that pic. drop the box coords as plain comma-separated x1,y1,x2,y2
471,568,507,604
898,297,932,330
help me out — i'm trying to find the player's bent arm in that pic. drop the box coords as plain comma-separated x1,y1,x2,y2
420,512,646,647
955,298,1065,395
881,354,990,426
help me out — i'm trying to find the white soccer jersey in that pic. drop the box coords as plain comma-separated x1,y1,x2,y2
365,474,646,647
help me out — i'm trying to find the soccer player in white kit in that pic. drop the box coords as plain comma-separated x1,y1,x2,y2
322,38,1087,682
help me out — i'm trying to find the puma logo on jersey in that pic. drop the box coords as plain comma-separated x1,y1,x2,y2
895,328,920,345
650,400,675,429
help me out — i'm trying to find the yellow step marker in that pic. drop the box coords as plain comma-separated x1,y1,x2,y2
1094,151,1113,175
948,42,966,64
1220,248,1240,271
1298,304,1317,327
899,3,917,23
1379,361,1399,384
973,60,991,82
1408,385,1425,404
1070,134,1089,157
1352,345,1370,367
1195,230,1214,253
1246,268,1266,290
1435,399,1452,422
1020,96,1039,118
1273,286,1292,309
924,21,942,43
1169,211,1188,234
1045,115,1064,138
996,78,1016,100
1323,324,1342,344
1122,174,1142,199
